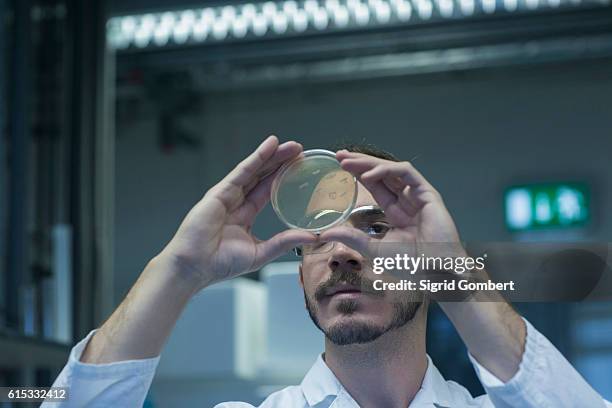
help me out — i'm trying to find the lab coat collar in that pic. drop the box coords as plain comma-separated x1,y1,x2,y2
300,354,343,406
300,354,454,407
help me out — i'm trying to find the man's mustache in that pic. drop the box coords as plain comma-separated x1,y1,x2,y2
314,268,384,301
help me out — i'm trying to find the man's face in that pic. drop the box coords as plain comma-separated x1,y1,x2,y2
299,182,424,346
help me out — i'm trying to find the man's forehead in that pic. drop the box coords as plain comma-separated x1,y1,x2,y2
354,182,378,208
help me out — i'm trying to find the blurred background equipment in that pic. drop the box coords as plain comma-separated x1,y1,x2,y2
1,0,612,406
1,0,111,399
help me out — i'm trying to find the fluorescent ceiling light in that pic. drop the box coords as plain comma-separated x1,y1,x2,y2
106,0,607,50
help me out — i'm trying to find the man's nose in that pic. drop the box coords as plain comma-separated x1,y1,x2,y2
328,243,364,272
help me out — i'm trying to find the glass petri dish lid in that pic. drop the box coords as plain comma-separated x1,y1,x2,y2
271,149,357,232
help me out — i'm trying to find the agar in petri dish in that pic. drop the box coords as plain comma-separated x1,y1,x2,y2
271,149,357,232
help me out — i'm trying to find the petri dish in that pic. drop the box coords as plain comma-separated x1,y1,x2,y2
271,149,357,232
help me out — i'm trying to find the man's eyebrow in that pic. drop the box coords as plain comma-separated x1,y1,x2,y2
353,207,386,218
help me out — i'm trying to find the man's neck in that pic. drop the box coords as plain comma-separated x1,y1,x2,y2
323,319,428,408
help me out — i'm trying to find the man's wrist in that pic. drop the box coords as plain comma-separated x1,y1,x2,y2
149,252,206,298
80,256,201,364
437,300,526,382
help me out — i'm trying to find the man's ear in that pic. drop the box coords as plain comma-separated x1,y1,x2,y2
298,263,304,289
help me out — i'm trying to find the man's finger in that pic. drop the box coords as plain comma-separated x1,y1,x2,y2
243,141,303,195
224,135,279,189
361,161,432,190
338,150,432,191
352,172,417,226
250,141,303,186
215,137,303,211
359,176,397,209
338,157,378,175
253,230,317,270
382,176,405,195
318,226,373,255
235,165,283,224
336,150,382,163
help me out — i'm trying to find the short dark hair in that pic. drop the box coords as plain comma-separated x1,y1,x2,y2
330,141,399,162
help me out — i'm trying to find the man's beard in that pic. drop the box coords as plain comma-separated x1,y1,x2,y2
304,268,423,346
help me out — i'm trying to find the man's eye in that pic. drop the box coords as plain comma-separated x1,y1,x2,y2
365,223,390,236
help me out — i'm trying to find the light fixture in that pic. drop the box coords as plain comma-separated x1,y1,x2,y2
192,20,209,41
482,0,496,13
106,0,609,50
313,8,330,29
459,0,475,15
232,16,249,37
153,25,170,46
253,13,269,35
416,0,433,19
273,13,289,33
333,6,350,26
437,0,454,17
292,10,309,31
503,0,518,12
374,2,392,23
395,0,413,21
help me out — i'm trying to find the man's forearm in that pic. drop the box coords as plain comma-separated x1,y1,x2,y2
80,253,201,363
438,299,526,383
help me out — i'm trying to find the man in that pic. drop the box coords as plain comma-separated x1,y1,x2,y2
46,136,610,407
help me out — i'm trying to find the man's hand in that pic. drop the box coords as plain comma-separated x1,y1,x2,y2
161,135,316,289
321,150,526,383
335,150,461,244
319,150,466,271
81,136,316,363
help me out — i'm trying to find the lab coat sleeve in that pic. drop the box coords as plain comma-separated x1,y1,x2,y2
469,318,611,408
42,330,160,408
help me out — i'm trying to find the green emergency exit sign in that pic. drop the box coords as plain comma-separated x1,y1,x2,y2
504,183,589,231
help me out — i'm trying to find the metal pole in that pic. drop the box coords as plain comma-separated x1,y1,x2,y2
0,0,6,328
66,0,109,339
6,0,32,331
